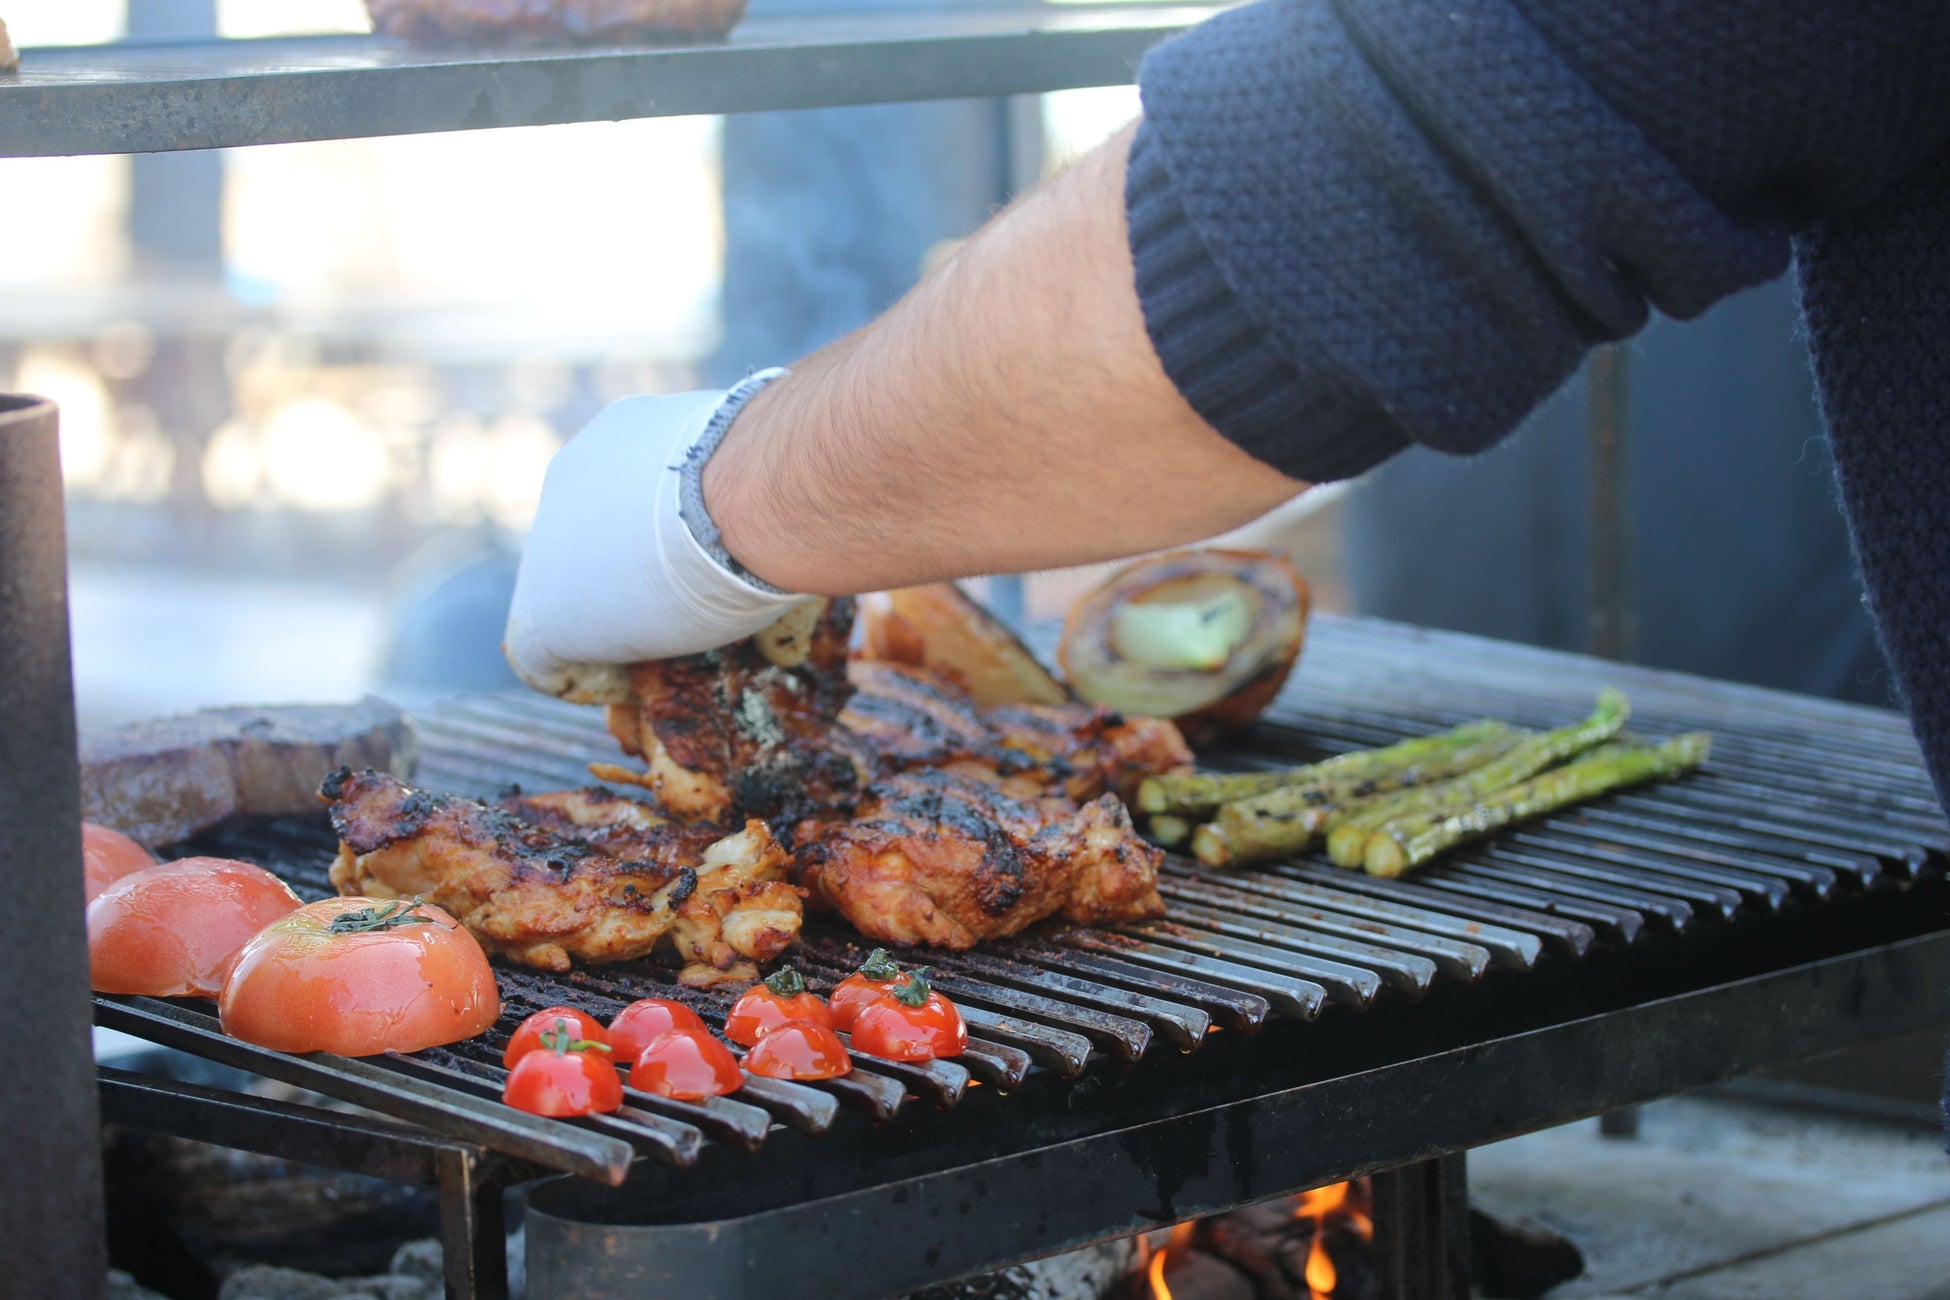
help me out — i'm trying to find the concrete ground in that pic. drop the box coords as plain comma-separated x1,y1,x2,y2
1469,1092,1950,1298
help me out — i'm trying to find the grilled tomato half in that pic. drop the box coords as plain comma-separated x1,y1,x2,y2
826,948,903,1031
849,971,967,1061
88,857,303,998
219,896,499,1056
607,998,709,1064
629,1028,744,1100
504,1007,610,1069
724,966,832,1046
1059,548,1309,744
502,1022,622,1118
744,1021,851,1081
82,823,155,905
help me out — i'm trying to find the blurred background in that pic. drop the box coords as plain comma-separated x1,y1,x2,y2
4,0,1893,733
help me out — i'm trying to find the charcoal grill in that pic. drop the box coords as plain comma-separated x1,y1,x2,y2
79,612,1950,1300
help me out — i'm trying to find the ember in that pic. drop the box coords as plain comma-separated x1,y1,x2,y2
1292,1181,1373,1299
1132,1182,1375,1300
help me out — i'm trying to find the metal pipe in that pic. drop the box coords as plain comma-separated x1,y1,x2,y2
0,396,107,1298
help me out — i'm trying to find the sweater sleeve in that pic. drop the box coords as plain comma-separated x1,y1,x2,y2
1128,0,1950,483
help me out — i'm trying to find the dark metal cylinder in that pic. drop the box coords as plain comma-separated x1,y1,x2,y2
0,394,107,1296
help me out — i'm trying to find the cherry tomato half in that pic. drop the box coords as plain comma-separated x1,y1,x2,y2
502,1024,623,1118
82,823,155,905
849,971,967,1061
725,966,832,1046
744,1021,852,1081
607,998,708,1064
630,1028,744,1100
504,1007,610,1069
827,948,903,1031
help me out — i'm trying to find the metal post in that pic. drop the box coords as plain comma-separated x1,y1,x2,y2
1370,1154,1471,1300
0,395,108,1296
1586,344,1634,662
1588,344,1643,1139
437,1148,510,1300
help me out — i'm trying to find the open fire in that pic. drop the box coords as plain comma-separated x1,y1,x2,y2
1135,1180,1375,1300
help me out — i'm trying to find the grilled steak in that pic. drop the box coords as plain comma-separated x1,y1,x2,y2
82,697,415,848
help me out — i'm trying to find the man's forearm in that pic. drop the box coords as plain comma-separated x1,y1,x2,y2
702,121,1307,596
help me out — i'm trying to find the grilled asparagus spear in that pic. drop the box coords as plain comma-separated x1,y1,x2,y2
1136,719,1512,817
1361,733,1711,877
1148,814,1193,849
1196,726,1524,867
1323,689,1631,866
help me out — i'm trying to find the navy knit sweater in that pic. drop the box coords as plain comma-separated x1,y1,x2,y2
1127,0,1950,1115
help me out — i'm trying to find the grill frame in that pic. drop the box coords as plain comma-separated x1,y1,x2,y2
86,612,1950,1299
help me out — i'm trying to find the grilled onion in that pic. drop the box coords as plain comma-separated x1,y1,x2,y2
857,583,1071,707
1059,549,1308,743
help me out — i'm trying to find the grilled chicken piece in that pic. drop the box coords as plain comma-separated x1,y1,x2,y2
324,769,800,984
592,600,1186,951
842,660,1192,802
599,599,1190,820
598,598,868,823
792,767,1165,949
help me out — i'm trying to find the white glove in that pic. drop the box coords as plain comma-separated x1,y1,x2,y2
502,373,808,701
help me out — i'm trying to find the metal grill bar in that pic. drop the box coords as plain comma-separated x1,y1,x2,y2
95,995,642,1181
1277,864,1595,957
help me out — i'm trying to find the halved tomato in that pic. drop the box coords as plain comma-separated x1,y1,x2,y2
607,998,709,1064
629,1027,744,1100
503,1007,610,1069
724,966,832,1046
849,971,967,1061
827,948,902,1031
82,823,154,905
743,1021,851,1081
502,1022,622,1118
219,896,499,1056
88,857,302,998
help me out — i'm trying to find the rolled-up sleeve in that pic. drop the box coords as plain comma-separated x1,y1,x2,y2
1127,0,1950,482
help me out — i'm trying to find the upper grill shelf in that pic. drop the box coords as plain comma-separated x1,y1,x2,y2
0,3,1224,158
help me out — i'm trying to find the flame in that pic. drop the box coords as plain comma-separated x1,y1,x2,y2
1291,1181,1372,1300
1145,1223,1197,1300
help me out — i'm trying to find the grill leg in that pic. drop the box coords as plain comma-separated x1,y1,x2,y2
0,396,108,1297
1599,1105,1643,1138
437,1148,509,1300
1371,1154,1471,1300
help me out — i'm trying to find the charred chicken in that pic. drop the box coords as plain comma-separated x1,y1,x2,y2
324,769,800,984
594,598,1188,949
792,766,1165,948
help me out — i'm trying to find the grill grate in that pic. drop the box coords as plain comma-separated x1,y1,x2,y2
101,614,1947,1183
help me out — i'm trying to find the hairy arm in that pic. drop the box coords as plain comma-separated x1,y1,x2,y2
701,121,1305,596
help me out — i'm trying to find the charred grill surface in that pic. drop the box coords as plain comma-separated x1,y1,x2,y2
324,769,800,983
